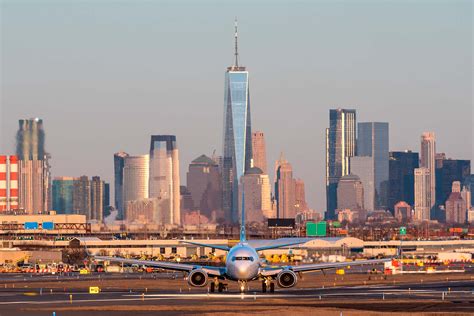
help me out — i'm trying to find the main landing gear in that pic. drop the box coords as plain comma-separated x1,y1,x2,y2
210,279,226,293
261,278,275,293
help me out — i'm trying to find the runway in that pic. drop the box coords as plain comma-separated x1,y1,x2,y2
0,272,473,315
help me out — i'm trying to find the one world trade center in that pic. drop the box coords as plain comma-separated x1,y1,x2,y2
222,20,252,223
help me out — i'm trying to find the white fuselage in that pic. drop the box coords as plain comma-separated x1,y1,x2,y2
225,243,260,281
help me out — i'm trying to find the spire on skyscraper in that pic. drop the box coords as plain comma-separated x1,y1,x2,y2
234,17,239,68
278,152,286,164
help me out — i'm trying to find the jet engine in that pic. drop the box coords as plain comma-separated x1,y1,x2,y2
187,269,208,287
276,270,297,288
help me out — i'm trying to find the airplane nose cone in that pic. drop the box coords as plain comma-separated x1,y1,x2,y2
233,263,254,280
237,265,247,275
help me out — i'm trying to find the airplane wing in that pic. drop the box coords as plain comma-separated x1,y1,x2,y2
93,255,225,276
179,240,230,251
254,240,309,252
260,258,390,276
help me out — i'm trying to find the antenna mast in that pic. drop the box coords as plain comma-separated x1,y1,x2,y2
234,18,239,68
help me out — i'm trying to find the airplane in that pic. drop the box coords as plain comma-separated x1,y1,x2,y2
92,194,390,293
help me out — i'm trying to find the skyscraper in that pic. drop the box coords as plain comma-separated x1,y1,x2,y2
467,175,474,208
414,167,431,221
294,179,308,213
337,174,364,211
90,176,105,222
73,175,91,218
445,182,467,224
149,135,180,225
325,109,356,219
0,155,19,212
420,132,436,212
461,185,471,212
52,176,75,214
123,155,149,207
16,118,50,214
16,118,45,160
251,131,267,174
103,183,110,214
114,151,129,219
349,156,373,210
356,122,389,209
222,20,252,223
275,154,296,219
435,158,470,206
239,167,271,223
18,159,49,214
186,155,222,220
388,150,419,211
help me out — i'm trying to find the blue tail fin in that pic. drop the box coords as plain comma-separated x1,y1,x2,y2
240,190,246,242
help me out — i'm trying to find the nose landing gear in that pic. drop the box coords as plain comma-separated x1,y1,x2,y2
238,281,247,293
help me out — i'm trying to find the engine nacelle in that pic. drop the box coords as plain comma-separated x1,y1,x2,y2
276,270,298,288
187,269,208,287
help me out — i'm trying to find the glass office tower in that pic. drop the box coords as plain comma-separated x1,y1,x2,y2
325,109,356,219
114,151,129,220
388,150,419,211
52,177,75,214
356,122,389,210
149,135,180,225
222,21,252,223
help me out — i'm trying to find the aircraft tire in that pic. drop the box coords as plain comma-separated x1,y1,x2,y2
218,283,224,292
270,283,275,293
262,282,267,293
210,282,215,293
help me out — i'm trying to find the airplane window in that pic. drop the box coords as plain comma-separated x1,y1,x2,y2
233,256,253,261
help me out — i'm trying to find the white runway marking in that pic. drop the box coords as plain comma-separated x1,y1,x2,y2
1,289,468,306
0,293,281,305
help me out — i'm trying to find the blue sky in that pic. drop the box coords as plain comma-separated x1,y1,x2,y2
1,0,472,210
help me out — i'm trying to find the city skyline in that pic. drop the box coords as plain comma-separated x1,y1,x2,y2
1,2,472,211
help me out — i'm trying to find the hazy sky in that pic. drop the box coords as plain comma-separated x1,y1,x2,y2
1,0,472,210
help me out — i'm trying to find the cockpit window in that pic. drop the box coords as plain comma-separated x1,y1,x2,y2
232,256,254,261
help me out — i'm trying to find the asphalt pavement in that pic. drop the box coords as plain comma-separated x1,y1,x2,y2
0,270,472,315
